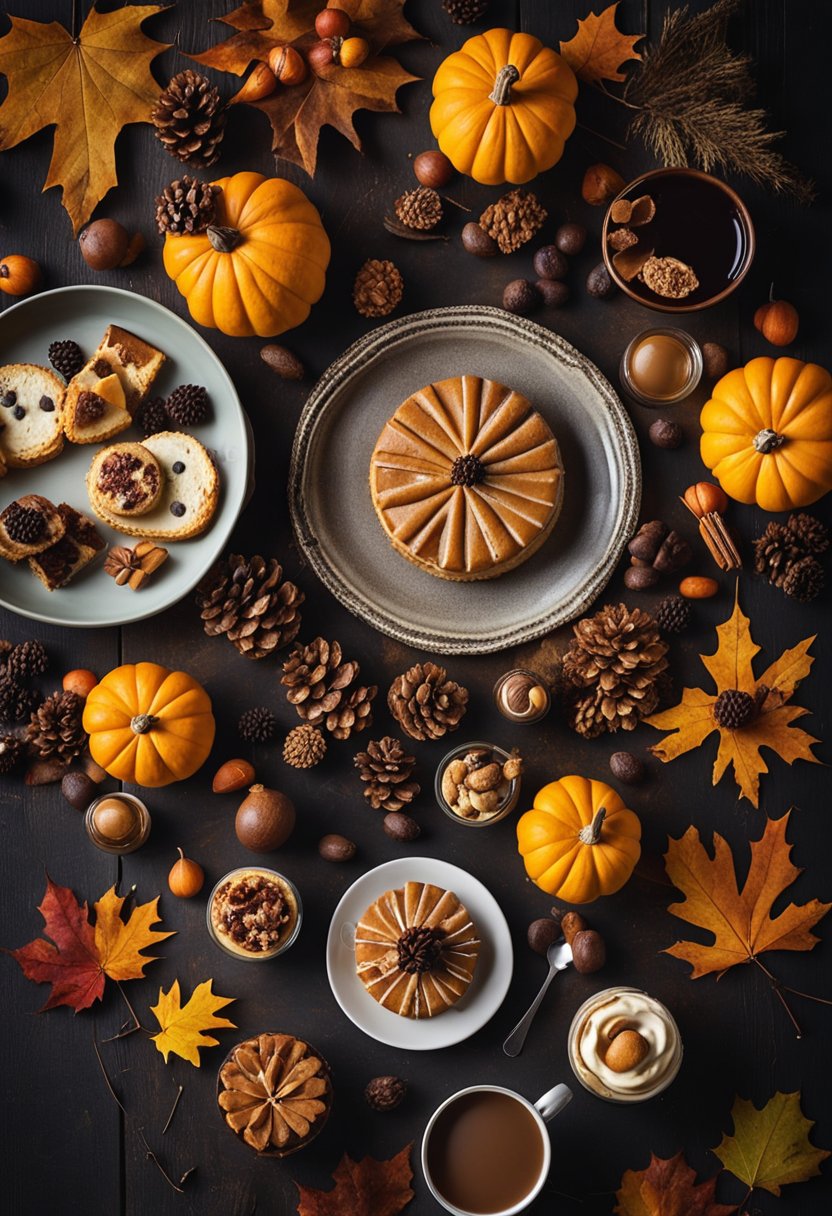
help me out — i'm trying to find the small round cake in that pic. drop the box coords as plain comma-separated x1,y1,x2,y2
369,375,564,580
87,441,162,517
354,880,480,1019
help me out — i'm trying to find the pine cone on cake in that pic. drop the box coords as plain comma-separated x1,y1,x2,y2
5,640,48,680
388,662,468,741
26,690,86,763
354,737,420,811
196,555,304,660
281,638,376,740
155,176,221,236
151,70,227,169
283,724,326,769
563,604,669,738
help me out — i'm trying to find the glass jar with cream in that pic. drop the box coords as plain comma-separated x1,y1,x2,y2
620,328,703,407
567,986,682,1103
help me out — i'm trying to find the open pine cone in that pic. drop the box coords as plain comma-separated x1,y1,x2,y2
151,70,226,169
26,690,86,763
196,554,304,660
281,638,375,740
388,662,468,741
354,737,420,811
217,1033,332,1156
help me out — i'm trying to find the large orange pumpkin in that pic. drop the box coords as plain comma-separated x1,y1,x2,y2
83,662,215,787
430,29,577,185
162,171,330,338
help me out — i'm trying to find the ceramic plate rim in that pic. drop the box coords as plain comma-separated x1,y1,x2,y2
0,285,250,628
325,856,514,1051
288,306,641,655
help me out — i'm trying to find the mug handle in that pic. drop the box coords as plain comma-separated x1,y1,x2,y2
534,1083,573,1123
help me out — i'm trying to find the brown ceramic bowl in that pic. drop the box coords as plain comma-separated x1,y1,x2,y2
602,167,755,312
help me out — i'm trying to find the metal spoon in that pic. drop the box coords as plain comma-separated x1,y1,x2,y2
502,939,573,1057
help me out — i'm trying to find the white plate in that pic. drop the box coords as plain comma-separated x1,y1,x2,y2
326,856,513,1051
0,285,251,628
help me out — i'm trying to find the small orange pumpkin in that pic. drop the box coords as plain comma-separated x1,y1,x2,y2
516,775,641,903
83,662,215,788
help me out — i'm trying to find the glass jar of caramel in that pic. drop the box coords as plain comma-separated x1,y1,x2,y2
619,328,703,407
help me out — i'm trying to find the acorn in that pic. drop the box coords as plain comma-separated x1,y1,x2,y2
413,150,453,188
168,847,205,898
235,784,296,852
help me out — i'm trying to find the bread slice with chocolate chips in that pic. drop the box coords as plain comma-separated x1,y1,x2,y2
64,325,166,444
28,503,105,590
0,364,65,467
0,494,66,561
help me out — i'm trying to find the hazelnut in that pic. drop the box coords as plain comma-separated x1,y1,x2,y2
701,341,730,381
605,1027,649,1072
502,279,540,315
586,263,615,299
560,911,588,945
527,917,560,955
318,833,357,862
79,219,133,271
554,222,587,255
533,245,568,281
624,566,660,590
571,928,606,974
754,296,799,346
609,751,645,785
648,418,683,450
461,222,498,258
383,811,421,841
413,150,453,189
536,279,569,308
582,163,625,206
61,770,98,812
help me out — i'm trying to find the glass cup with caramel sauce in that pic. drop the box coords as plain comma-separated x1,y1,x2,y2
619,328,703,407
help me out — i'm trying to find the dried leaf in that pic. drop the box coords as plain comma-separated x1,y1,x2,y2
615,1151,736,1216
714,1092,830,1196
150,979,236,1067
296,1144,414,1216
93,886,174,982
646,587,820,807
664,811,830,979
191,0,420,176
0,4,170,233
560,2,643,85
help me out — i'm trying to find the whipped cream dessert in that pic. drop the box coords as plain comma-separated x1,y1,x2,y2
568,986,682,1102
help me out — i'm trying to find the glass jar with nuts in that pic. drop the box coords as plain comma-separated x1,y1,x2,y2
435,742,523,828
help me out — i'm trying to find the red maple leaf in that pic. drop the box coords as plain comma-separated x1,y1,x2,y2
6,875,104,1011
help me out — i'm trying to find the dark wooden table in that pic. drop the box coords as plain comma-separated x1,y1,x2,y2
3,2,830,1213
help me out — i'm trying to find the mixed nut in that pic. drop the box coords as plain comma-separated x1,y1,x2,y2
439,745,523,822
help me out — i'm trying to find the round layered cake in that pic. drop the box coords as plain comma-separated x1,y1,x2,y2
369,375,564,580
354,880,480,1019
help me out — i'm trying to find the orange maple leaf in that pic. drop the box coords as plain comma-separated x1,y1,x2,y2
0,4,169,233
191,0,420,176
664,811,829,980
646,587,820,807
296,1144,414,1216
615,1151,736,1216
559,2,643,85
93,886,174,982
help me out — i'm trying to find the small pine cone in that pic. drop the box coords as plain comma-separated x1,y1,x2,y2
0,734,24,774
567,687,608,740
135,396,170,437
387,662,469,742
353,259,403,318
196,554,304,660
47,339,84,381
713,688,756,729
166,383,209,426
479,189,547,254
27,690,86,763
442,0,489,23
782,555,824,603
326,684,377,741
394,187,443,231
151,70,227,169
283,723,327,769
354,736,420,811
155,175,221,236
0,674,38,723
238,706,277,743
752,521,803,587
6,640,49,680
281,638,359,724
787,513,829,556
655,596,691,634
365,1075,407,1111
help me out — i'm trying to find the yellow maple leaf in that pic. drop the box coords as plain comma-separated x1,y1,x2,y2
0,4,169,233
150,979,236,1066
646,587,820,807
93,887,174,982
714,1092,830,1196
559,2,643,85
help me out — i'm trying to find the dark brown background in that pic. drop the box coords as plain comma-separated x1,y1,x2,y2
2,2,830,1213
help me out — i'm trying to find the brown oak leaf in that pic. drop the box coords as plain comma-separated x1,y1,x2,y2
646,587,820,807
664,811,829,979
0,4,170,233
714,1092,830,1197
191,0,420,176
615,1151,736,1216
296,1143,414,1216
559,2,644,84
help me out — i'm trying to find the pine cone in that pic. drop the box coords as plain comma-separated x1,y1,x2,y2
0,734,24,774
783,555,824,603
394,187,443,231
155,176,221,236
787,512,829,555
0,674,37,722
135,396,170,437
27,690,86,763
281,638,375,739
196,554,304,660
655,595,691,634
47,339,84,381
752,521,802,587
354,737,420,811
353,259,403,318
326,683,376,741
5,640,48,680
387,662,468,742
166,383,209,426
365,1075,407,1111
283,723,327,768
151,70,227,169
713,689,756,729
442,0,489,23
4,503,47,546
238,707,277,742
563,604,669,737
479,190,547,254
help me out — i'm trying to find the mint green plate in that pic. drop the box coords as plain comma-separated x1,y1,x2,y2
0,286,250,628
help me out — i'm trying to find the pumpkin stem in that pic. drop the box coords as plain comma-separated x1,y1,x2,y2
130,713,158,735
753,427,786,454
207,224,243,253
489,64,521,106
579,807,607,845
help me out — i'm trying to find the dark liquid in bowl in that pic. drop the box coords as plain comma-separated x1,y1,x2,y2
427,1090,545,1214
617,172,750,306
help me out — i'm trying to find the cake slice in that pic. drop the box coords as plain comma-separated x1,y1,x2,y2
64,325,166,444
28,503,105,590
0,494,66,561
0,364,65,467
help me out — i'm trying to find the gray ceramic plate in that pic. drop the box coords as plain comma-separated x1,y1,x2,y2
289,307,641,655
0,286,250,628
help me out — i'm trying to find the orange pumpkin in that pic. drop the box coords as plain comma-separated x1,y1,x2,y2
83,662,215,788
516,775,641,903
162,171,330,338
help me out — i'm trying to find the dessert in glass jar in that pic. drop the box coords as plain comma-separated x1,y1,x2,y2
567,986,682,1102
207,867,302,961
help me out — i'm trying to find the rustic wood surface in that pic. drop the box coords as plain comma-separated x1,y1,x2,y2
2,2,830,1214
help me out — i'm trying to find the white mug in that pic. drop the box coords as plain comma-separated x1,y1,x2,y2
421,1082,573,1216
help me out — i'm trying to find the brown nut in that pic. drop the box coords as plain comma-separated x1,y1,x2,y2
463,749,492,771
560,911,588,945
605,1028,649,1072
582,163,625,206
469,789,500,815
679,575,719,599
441,767,461,805
528,917,561,955
683,481,728,518
461,222,498,258
701,342,730,381
318,833,357,862
502,755,523,781
454,787,475,816
653,530,692,573
624,566,661,591
212,758,256,793
383,811,421,841
465,761,503,792
61,770,98,811
260,343,305,379
648,418,684,450
571,928,606,974
413,150,453,189
610,751,645,785
231,61,278,104
628,520,669,563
